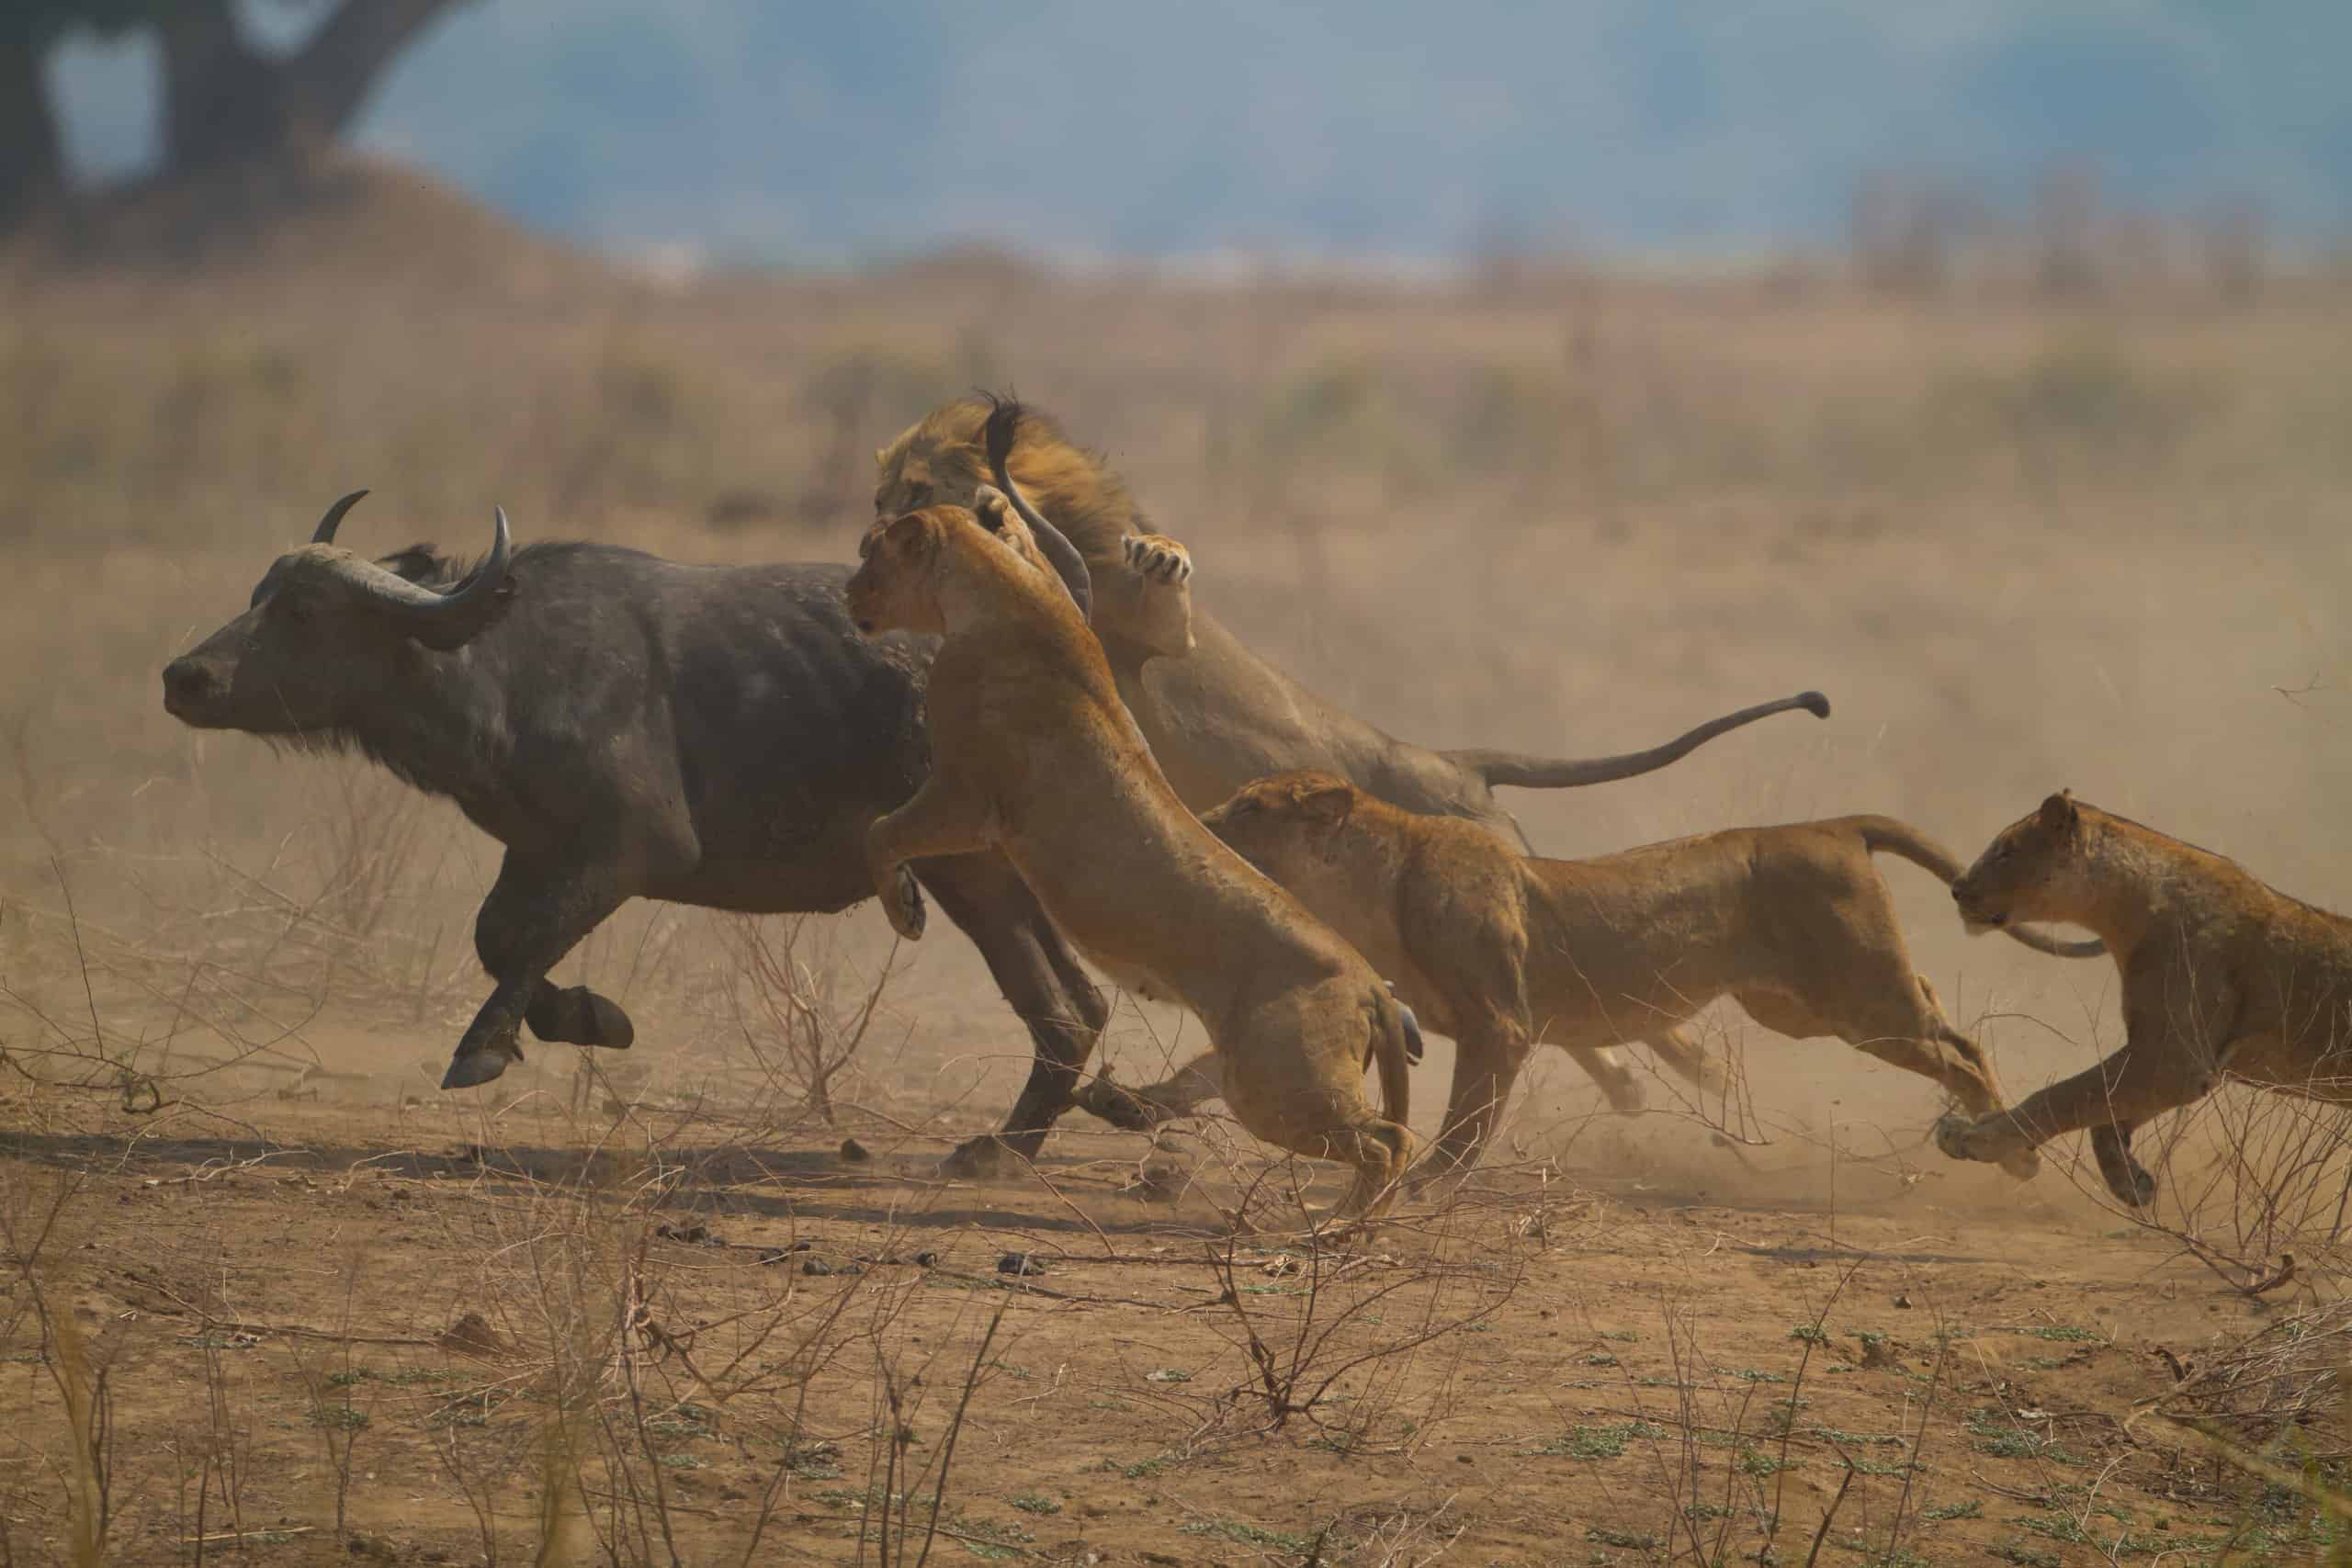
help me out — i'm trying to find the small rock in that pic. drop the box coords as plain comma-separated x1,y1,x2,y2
437,1311,510,1359
914,1250,940,1267
839,1136,871,1162
1894,1293,1913,1309
802,1258,835,1277
998,1252,1046,1277
655,1222,717,1246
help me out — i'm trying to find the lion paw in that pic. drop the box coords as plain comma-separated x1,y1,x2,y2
1124,534,1193,585
1931,1112,1980,1163
882,864,927,941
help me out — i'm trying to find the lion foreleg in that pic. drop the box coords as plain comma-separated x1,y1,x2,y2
1424,1019,1532,1179
1934,1010,2228,1205
867,781,995,941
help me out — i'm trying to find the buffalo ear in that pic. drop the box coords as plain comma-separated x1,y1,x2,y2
2037,791,2079,835
1295,782,1356,829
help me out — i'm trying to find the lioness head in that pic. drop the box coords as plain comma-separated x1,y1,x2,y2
1200,771,1363,882
876,398,1134,554
1952,792,2090,933
848,491,1049,637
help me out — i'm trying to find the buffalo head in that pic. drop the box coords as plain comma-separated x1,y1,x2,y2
163,491,514,736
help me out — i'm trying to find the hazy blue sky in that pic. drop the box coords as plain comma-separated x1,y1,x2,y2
46,1,2352,264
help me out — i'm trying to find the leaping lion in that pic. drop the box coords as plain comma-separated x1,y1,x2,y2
1938,792,2352,1208
845,491,1420,1221
1111,771,2102,1179
875,393,1828,848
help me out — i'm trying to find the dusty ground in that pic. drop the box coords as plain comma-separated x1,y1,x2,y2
5,170,2352,1562
1,1055,2332,1566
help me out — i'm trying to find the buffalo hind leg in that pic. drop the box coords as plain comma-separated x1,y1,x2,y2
915,854,1116,1179
447,854,628,1089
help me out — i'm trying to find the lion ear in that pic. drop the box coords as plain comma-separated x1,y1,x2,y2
2037,791,2079,834
886,511,942,560
874,446,890,473
1295,783,1356,829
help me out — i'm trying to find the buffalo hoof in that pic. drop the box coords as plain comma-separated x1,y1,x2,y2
585,993,634,1049
2092,1134,2155,1208
442,1045,519,1090
882,865,927,942
526,986,636,1049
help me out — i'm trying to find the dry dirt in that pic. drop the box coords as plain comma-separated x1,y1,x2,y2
4,172,2351,1563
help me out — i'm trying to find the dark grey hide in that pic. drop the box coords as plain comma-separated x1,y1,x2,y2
162,493,1140,1168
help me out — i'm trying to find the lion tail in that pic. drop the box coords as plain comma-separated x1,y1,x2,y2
1445,691,1829,791
1854,816,2106,959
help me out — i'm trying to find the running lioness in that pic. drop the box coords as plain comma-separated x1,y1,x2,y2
1938,792,2352,1207
1115,772,2101,1177
844,492,1419,1219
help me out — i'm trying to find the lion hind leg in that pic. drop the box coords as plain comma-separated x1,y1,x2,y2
1642,1023,1720,1094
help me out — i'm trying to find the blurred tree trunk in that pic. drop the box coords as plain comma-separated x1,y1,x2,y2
159,0,296,174
0,17,64,228
159,0,469,175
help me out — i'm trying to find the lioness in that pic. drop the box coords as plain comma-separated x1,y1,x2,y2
875,394,1828,847
1937,793,2352,1208
845,492,1421,1219
1120,772,2104,1177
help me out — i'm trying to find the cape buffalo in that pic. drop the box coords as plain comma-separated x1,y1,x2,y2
161,491,1136,1168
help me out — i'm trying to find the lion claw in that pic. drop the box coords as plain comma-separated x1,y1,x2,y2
884,864,927,941
1124,534,1193,584
1931,1112,1977,1162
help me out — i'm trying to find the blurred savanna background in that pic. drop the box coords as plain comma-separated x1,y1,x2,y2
5,5,2352,1563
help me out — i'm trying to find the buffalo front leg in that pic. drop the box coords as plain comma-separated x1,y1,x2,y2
914,853,1121,1179
445,855,629,1089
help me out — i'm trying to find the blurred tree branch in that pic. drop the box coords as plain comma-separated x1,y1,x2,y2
3,0,476,232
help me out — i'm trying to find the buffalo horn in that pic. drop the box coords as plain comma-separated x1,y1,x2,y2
323,504,512,621
311,489,371,545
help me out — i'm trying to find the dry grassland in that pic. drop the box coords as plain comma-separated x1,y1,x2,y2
4,173,2352,1563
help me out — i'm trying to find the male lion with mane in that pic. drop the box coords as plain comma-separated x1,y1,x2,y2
1121,771,2101,1178
1937,792,2352,1208
846,489,1421,1221
875,394,1829,843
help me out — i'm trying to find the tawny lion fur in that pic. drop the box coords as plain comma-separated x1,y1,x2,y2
1938,792,2352,1208
1123,772,2102,1177
874,395,1827,840
845,494,1419,1219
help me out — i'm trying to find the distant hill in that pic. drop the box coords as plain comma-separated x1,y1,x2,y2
44,0,2352,265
